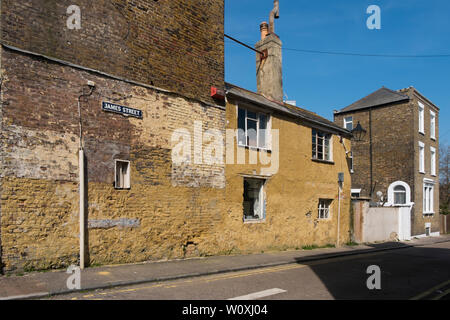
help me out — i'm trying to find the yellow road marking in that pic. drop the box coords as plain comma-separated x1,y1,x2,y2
98,272,111,276
77,264,306,299
73,250,388,299
411,279,450,300
205,264,306,283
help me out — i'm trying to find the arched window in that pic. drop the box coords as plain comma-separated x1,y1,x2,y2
393,185,406,204
387,181,412,206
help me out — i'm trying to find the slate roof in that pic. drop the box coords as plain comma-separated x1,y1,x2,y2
335,87,410,114
225,82,351,136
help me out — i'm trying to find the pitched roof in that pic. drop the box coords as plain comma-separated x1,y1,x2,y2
335,87,410,114
225,83,351,136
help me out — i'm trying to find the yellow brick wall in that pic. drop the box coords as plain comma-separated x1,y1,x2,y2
1,51,352,273
193,100,353,255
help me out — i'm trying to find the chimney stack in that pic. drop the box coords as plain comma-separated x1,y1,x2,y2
255,1,283,102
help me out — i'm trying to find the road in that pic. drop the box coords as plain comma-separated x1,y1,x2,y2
45,240,450,300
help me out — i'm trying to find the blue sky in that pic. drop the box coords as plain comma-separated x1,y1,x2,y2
225,0,450,145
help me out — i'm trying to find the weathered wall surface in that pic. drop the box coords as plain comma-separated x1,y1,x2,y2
362,207,400,243
195,100,353,255
0,48,354,272
352,201,412,243
1,0,224,105
0,48,226,272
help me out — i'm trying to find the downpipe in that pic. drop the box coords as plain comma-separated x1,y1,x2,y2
79,147,85,269
77,84,94,269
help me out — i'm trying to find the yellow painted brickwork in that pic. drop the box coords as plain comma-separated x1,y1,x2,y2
1,178,79,271
193,100,353,255
1,52,351,273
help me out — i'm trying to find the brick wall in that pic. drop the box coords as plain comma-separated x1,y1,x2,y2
0,48,226,272
334,88,440,236
408,89,440,236
334,101,415,200
1,0,224,105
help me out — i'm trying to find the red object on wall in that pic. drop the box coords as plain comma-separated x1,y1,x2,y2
211,86,225,100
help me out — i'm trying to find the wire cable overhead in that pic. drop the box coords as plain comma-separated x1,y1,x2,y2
224,34,450,58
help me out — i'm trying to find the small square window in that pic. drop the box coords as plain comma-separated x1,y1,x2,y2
318,199,332,219
344,116,353,131
115,160,131,189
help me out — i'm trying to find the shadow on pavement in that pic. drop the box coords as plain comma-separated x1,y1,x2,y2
293,241,450,300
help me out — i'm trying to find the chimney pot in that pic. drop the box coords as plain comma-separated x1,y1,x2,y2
260,22,269,40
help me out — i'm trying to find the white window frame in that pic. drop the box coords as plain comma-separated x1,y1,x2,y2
418,141,425,174
351,189,361,198
312,130,333,162
393,185,407,205
237,106,271,150
430,146,436,176
243,177,266,223
423,179,435,215
386,181,412,206
115,159,131,189
343,116,353,131
418,102,425,134
430,110,436,140
318,199,332,220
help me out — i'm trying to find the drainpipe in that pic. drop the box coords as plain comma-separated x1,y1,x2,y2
79,146,85,269
337,137,349,247
77,83,95,269
337,183,342,247
369,108,373,198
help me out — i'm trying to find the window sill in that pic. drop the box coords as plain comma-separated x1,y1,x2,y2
244,219,266,224
431,137,436,141
419,171,425,174
419,131,425,135
238,144,272,153
423,213,435,217
115,187,131,190
312,158,335,165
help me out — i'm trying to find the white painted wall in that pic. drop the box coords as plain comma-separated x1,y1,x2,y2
362,206,412,242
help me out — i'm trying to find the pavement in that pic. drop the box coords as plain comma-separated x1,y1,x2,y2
0,235,449,300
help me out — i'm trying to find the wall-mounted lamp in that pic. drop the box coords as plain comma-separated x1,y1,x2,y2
351,121,367,142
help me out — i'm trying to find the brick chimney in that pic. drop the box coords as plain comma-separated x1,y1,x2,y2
255,2,283,102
